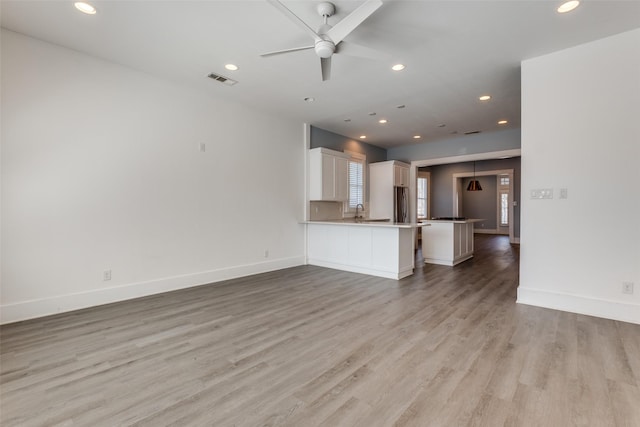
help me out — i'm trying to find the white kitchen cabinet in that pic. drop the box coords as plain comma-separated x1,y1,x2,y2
309,147,350,201
421,219,482,266
394,164,410,187
369,160,411,219
307,222,417,279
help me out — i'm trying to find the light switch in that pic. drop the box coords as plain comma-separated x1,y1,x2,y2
531,189,553,199
560,188,568,199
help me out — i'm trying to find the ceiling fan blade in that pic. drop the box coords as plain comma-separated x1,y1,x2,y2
267,0,322,43
321,57,331,81
326,0,383,45
337,41,390,61
261,45,315,57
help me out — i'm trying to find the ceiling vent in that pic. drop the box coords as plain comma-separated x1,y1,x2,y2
464,130,481,135
207,73,238,86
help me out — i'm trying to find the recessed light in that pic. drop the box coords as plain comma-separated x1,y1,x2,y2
479,95,491,101
379,119,388,124
498,120,508,125
396,105,406,109
368,112,377,116
413,135,421,139
391,64,406,71
303,97,315,102
74,2,96,14
359,135,367,139
557,1,580,13
437,124,446,128
344,118,351,122
224,64,239,71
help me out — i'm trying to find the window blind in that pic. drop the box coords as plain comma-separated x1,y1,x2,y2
348,160,363,209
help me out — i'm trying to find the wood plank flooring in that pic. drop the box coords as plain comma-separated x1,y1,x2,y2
1,235,639,426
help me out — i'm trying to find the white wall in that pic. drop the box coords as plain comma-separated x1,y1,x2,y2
519,29,640,324
1,30,306,323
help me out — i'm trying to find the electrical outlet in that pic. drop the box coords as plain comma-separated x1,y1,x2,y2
199,143,206,152
264,250,269,258
103,270,112,281
622,282,634,295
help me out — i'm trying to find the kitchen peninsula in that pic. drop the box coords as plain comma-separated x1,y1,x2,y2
421,218,482,266
306,220,424,279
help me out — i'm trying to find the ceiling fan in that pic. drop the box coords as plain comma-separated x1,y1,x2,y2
261,0,384,81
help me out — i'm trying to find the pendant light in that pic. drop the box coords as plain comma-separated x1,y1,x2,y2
467,161,483,191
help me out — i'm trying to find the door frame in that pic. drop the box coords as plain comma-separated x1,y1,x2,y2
452,169,514,242
408,149,521,244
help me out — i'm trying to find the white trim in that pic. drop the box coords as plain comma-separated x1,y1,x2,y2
307,259,413,280
411,149,521,168
474,229,502,234
408,148,521,225
1,257,305,325
517,287,640,325
452,168,515,242
343,150,367,214
497,175,510,231
303,122,311,221
423,254,473,267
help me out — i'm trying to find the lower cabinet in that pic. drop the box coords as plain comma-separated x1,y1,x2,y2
421,222,475,266
307,223,415,279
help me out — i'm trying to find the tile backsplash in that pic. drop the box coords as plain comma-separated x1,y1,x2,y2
309,201,343,220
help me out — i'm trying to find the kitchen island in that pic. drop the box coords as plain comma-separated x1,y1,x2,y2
305,220,424,279
421,218,482,266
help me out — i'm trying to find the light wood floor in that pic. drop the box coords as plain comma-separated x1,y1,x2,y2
1,235,639,426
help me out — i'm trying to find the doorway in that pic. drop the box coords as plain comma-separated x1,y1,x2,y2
408,149,521,245
452,169,515,242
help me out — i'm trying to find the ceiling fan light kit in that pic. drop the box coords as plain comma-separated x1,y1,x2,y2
262,0,384,81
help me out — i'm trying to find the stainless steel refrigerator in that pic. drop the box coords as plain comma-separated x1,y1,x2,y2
393,186,409,223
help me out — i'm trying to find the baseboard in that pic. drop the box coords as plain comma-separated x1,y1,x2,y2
517,287,640,325
423,254,473,267
0,256,305,325
474,229,499,234
307,258,410,280
511,237,520,244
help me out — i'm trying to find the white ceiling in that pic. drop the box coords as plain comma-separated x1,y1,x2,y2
2,1,639,149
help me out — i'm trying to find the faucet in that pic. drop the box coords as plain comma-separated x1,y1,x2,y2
355,204,365,222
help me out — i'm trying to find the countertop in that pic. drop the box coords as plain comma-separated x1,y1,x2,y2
420,218,483,224
304,220,426,229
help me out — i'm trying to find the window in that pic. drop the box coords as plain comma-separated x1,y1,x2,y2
417,177,428,218
500,193,509,226
348,160,363,209
345,151,365,211
498,174,510,227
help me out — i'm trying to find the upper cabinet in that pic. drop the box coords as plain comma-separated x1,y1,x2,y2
394,164,410,187
309,147,349,201
370,160,410,189
369,160,411,219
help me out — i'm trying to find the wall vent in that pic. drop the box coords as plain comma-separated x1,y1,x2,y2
464,130,481,135
207,73,238,86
